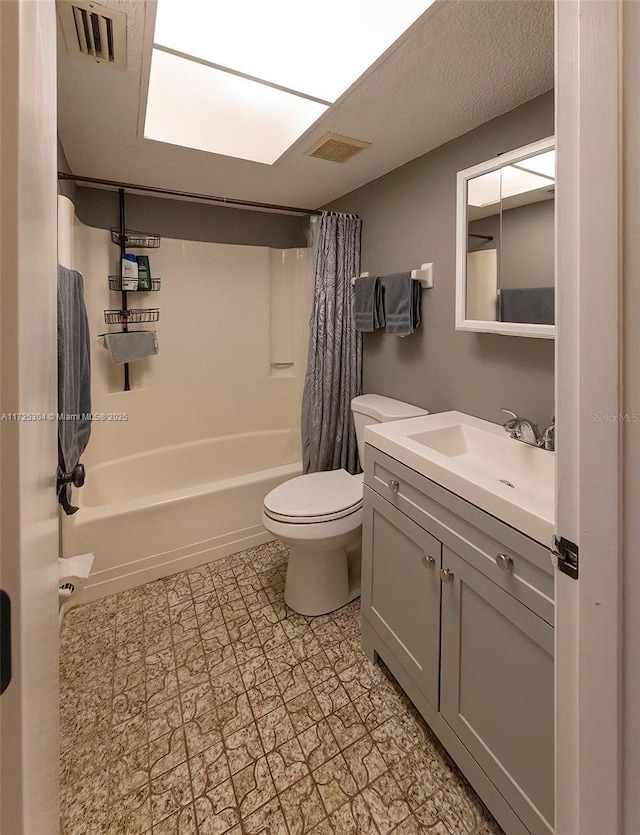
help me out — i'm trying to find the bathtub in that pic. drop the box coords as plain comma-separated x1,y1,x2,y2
61,430,300,601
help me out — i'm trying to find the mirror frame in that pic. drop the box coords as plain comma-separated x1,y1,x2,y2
455,136,556,339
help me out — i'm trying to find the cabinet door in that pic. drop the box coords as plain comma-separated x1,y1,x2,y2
440,547,554,835
362,487,442,710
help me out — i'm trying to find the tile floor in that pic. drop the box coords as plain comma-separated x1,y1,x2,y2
60,540,503,835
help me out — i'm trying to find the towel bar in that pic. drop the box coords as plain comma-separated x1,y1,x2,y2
351,263,434,289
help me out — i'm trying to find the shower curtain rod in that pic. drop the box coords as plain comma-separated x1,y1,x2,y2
57,172,323,216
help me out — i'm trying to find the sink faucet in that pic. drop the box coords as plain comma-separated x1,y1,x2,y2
501,409,543,447
541,417,555,451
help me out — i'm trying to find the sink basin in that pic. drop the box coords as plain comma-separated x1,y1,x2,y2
364,411,554,546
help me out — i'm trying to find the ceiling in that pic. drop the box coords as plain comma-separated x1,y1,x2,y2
57,0,553,210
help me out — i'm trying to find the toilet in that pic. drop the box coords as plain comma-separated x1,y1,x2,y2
262,395,429,616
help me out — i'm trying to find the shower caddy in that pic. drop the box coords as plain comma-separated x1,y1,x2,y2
106,188,161,391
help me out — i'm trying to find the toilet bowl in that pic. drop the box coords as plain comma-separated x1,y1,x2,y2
262,395,428,617
262,469,363,617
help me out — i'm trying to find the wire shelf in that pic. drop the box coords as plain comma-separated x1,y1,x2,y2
104,308,160,324
110,229,161,248
108,277,161,292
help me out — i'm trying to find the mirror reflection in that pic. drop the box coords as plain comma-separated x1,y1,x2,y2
465,147,555,326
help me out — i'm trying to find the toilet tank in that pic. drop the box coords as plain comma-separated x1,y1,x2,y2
351,395,429,466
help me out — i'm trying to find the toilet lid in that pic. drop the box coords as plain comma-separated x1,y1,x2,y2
264,470,363,523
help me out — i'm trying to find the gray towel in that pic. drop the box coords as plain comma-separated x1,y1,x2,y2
381,272,421,336
499,287,554,325
354,276,385,332
104,331,158,364
57,266,92,515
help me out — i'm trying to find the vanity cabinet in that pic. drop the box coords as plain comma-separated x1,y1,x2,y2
362,489,442,711
440,547,554,833
362,446,554,835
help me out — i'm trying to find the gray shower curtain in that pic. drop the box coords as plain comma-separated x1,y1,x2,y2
301,212,362,474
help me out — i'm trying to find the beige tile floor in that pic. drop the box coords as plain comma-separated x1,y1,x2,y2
60,540,504,835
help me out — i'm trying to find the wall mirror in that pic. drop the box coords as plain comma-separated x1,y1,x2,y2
455,136,555,338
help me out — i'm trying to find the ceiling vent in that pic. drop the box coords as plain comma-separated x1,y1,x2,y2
57,0,127,70
304,133,371,164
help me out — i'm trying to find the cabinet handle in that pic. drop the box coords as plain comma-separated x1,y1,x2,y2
388,479,400,493
495,554,514,572
440,568,454,582
422,555,436,568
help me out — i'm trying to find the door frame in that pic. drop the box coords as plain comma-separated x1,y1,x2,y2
0,1,59,833
555,1,624,832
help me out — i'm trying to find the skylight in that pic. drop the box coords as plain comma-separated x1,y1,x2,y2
144,0,436,165
145,50,328,165
467,151,556,208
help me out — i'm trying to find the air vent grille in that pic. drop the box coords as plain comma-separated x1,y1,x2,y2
305,133,371,164
73,6,113,61
57,0,127,70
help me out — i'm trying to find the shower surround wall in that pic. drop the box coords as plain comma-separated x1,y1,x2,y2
61,206,312,598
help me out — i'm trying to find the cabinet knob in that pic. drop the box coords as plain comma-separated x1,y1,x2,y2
495,554,514,572
388,479,400,493
422,555,436,568
440,568,454,582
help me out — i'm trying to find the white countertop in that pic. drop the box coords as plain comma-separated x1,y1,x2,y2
365,411,555,547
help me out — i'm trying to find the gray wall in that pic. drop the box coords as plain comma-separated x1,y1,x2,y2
73,187,309,249
326,91,554,428
502,199,554,289
469,198,555,289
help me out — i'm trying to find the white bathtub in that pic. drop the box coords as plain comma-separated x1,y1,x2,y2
62,430,300,601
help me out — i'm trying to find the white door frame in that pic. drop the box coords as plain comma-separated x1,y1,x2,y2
0,1,59,833
620,4,640,831
555,1,623,833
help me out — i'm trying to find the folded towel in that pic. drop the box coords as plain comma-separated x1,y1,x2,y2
103,331,158,364
381,272,421,336
57,265,92,515
499,287,554,325
354,276,385,332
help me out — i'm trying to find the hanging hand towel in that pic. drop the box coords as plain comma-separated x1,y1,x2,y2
57,265,92,515
381,272,421,336
499,287,554,325
103,331,158,364
354,276,385,332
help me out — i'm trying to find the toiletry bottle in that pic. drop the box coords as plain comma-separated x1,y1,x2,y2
122,253,138,290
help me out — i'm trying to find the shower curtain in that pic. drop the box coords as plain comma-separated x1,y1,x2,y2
301,211,362,474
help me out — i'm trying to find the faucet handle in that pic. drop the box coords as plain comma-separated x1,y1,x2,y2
542,417,555,451
501,408,519,432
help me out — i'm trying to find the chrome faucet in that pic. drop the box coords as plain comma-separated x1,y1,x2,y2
541,417,555,451
501,409,543,447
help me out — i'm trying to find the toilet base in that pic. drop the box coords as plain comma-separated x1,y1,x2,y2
284,534,361,618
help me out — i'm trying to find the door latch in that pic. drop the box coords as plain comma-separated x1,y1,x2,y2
1,590,11,695
552,535,579,579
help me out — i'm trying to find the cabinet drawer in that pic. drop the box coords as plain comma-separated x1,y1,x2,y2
364,445,554,625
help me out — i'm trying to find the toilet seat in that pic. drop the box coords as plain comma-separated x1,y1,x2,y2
263,470,363,524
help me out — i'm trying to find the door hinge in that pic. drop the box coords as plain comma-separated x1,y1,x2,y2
552,535,579,579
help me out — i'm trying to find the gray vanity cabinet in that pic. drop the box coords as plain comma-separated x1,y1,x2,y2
362,487,442,711
362,445,555,835
440,546,554,835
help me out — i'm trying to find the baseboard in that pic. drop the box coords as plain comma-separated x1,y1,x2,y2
79,526,278,602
